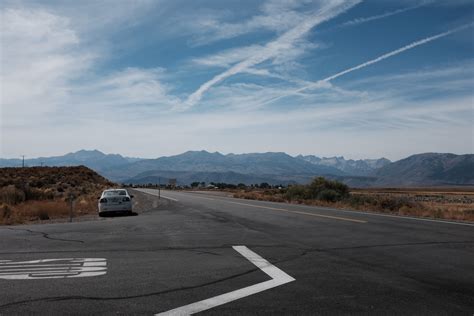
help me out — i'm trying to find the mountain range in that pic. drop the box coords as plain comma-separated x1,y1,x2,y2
297,155,391,176
1,150,472,187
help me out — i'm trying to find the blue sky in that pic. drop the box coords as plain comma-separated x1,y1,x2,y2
1,0,473,160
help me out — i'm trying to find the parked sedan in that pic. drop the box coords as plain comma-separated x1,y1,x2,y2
98,189,134,216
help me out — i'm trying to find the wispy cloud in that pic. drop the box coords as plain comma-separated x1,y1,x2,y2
345,60,474,98
0,8,92,125
260,22,474,106
182,0,361,109
341,1,429,27
0,6,178,129
192,44,265,68
187,0,314,46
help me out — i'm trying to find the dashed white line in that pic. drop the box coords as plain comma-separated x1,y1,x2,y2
156,246,295,315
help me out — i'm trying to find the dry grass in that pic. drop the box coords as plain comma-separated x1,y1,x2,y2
232,187,474,222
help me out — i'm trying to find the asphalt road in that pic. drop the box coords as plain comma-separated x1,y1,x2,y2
0,189,473,315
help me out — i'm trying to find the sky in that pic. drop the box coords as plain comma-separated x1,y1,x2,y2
1,0,473,161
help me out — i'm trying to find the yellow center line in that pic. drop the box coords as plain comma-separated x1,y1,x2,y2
185,193,366,224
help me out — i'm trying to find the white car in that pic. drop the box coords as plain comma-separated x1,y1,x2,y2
98,189,134,216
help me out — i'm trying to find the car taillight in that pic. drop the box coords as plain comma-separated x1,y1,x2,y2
123,197,130,202
99,198,108,203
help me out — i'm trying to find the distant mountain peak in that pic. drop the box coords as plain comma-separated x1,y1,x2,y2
65,149,109,161
297,154,391,176
181,150,223,156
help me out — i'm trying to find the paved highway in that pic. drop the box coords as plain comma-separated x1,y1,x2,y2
0,189,473,315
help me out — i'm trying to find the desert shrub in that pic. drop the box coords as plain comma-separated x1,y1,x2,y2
0,185,26,205
378,196,417,212
38,210,50,220
347,193,424,214
308,177,349,201
347,194,377,207
243,192,259,200
285,178,349,202
0,204,11,219
285,185,308,201
24,187,44,200
317,189,340,202
31,179,44,188
267,195,285,202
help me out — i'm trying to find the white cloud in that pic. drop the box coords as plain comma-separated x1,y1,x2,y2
0,8,92,125
0,6,180,157
68,68,180,122
187,0,315,46
182,0,361,109
192,45,265,68
191,39,319,85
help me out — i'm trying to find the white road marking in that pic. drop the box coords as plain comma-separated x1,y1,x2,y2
171,192,365,223
159,195,179,202
0,258,107,279
329,208,474,227
227,201,367,223
136,189,179,202
156,246,295,315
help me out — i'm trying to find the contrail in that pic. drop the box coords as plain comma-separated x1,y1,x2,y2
260,23,474,106
341,1,429,27
179,0,361,110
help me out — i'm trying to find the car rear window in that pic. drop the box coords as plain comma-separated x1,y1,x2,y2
104,190,127,197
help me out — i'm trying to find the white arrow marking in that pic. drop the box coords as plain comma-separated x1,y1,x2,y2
0,258,107,279
156,246,295,315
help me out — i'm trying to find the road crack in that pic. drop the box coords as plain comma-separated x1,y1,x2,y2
0,267,259,310
6,228,84,244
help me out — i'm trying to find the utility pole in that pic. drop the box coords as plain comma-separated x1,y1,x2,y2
158,177,161,200
22,155,25,168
